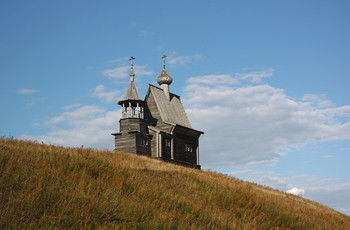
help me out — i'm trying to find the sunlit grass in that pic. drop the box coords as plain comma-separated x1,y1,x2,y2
1,138,349,229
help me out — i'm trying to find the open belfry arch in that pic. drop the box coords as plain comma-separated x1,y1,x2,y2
112,55,203,168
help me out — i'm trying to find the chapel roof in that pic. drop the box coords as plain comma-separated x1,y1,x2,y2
147,84,192,129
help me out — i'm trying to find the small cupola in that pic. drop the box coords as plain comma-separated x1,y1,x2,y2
157,55,172,100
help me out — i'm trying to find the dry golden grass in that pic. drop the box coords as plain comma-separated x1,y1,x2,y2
1,138,349,229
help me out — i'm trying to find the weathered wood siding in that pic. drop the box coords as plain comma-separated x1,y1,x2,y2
149,130,157,157
161,134,172,159
173,131,197,165
135,133,151,156
115,133,137,153
120,118,148,133
115,132,151,156
115,117,151,156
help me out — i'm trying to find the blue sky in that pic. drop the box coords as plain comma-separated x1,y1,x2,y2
1,0,350,215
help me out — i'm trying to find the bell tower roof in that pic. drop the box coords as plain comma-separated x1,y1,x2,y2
118,56,142,105
123,81,141,101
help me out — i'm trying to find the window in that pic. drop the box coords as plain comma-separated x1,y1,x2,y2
142,139,149,146
185,144,193,153
165,138,171,148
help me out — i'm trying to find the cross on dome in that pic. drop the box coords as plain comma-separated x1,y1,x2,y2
157,54,173,101
162,54,167,69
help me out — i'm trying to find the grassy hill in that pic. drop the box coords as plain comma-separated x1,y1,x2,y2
1,138,349,229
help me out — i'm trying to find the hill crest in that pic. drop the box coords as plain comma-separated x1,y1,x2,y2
1,138,349,229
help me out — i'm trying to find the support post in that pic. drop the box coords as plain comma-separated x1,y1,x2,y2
121,103,125,119
171,137,174,160
156,132,159,157
196,139,199,165
159,134,162,158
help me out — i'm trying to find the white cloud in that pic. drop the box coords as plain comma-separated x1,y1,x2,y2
305,180,350,215
166,52,203,67
107,57,128,65
102,65,153,80
302,94,333,108
62,103,82,110
183,74,350,168
44,105,106,126
188,74,238,85
286,187,305,196
44,116,65,125
102,65,130,79
228,170,290,190
228,169,350,215
320,105,350,118
235,68,275,83
16,88,39,95
91,84,120,103
284,175,350,215
21,105,119,149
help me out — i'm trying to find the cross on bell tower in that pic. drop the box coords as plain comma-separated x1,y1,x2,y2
129,56,135,82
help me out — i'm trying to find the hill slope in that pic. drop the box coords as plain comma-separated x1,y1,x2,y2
1,139,349,229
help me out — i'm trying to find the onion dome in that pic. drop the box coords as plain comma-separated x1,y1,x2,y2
157,69,173,85
157,54,172,85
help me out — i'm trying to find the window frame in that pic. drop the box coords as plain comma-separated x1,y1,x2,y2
185,143,193,153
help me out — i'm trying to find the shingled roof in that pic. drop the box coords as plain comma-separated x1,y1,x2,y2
119,80,142,103
147,84,192,128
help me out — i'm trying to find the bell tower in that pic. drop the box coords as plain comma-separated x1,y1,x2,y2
118,56,144,120
112,56,151,155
